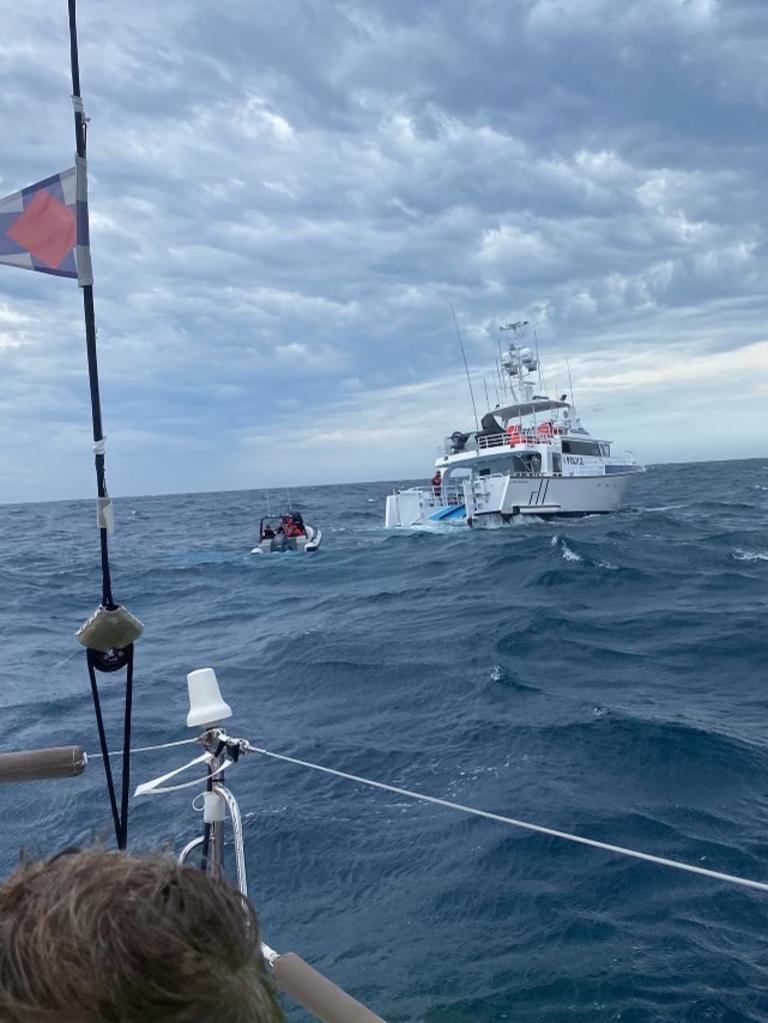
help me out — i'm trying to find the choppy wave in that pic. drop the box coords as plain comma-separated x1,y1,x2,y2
733,547,768,562
1,458,768,1021
552,533,582,561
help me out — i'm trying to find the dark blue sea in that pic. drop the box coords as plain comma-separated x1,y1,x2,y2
2,459,768,1022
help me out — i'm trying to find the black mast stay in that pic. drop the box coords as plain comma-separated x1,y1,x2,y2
67,0,143,850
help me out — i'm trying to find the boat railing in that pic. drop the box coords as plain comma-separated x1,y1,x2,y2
484,432,557,448
611,451,638,464
445,435,639,464
445,429,594,454
443,433,545,453
393,484,468,507
424,485,466,506
476,433,509,450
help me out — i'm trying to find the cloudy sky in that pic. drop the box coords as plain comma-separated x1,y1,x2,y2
1,0,766,501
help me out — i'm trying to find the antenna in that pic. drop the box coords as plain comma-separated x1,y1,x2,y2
566,357,577,412
533,327,544,393
500,320,529,341
265,489,272,517
449,302,479,431
483,377,490,410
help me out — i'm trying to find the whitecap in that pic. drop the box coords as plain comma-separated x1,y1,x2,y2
733,548,768,562
550,533,582,560
560,539,582,562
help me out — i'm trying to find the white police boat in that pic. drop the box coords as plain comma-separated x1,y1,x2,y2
385,325,644,529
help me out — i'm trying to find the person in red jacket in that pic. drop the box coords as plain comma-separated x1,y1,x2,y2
282,514,305,538
430,470,442,495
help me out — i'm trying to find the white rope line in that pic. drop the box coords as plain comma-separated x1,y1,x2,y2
91,735,768,894
48,647,83,674
245,743,768,895
87,737,197,760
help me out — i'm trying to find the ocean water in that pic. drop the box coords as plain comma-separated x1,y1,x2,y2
1,459,768,1022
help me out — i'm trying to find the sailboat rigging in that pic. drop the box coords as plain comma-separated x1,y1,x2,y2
0,0,142,850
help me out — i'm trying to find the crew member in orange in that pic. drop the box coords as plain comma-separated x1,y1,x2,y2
283,515,304,538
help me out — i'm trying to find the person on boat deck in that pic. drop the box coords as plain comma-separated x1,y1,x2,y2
283,514,305,538
0,847,283,1023
430,470,442,495
261,522,276,540
270,523,286,551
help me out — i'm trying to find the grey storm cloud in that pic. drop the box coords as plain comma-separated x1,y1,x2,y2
0,0,766,500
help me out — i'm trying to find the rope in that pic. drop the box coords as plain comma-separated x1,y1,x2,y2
69,0,133,854
107,734,768,894
86,650,120,844
86,645,135,850
87,737,197,760
244,743,768,895
48,646,83,675
118,646,134,849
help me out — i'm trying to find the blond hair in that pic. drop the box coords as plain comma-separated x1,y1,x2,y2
0,848,283,1023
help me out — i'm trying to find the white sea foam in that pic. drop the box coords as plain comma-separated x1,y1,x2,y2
560,539,582,562
733,548,768,562
398,521,466,535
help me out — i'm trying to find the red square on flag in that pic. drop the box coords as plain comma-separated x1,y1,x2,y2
7,189,76,268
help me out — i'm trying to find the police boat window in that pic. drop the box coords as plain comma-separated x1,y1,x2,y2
562,439,602,457
517,453,541,474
